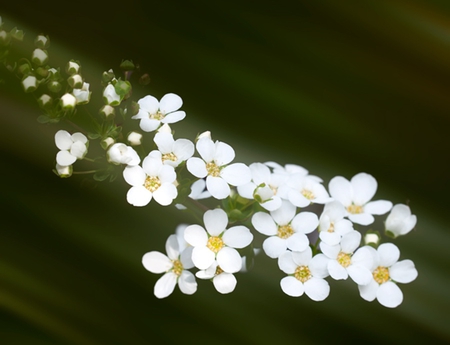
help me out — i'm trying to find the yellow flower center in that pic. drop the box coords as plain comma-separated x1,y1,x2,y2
206,162,221,177
347,204,363,214
207,236,224,253
327,222,335,233
277,225,294,239
302,189,315,200
150,110,164,120
144,176,161,192
294,265,312,283
337,252,351,268
171,259,183,277
162,152,177,162
373,266,390,284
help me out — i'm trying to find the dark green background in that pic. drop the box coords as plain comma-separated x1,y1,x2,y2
1,1,449,344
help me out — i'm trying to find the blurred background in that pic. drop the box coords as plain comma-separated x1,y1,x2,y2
1,0,449,344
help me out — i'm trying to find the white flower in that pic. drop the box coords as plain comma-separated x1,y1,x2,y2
123,152,177,206
278,247,330,301
153,132,194,167
385,204,417,238
132,93,186,132
103,84,121,106
278,174,332,208
55,130,88,166
251,200,318,259
237,162,283,211
107,143,140,166
184,208,253,272
320,231,373,285
358,243,418,308
72,82,90,104
186,137,251,199
142,234,197,299
196,260,237,294
318,201,354,246
328,172,392,225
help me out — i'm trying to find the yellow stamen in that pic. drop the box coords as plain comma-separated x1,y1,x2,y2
206,162,220,177
294,265,311,283
277,225,294,239
337,252,351,268
171,259,183,276
144,176,161,192
373,266,390,284
207,236,224,253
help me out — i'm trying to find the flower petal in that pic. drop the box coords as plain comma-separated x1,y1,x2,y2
222,226,253,248
262,236,287,259
217,247,242,273
56,151,76,166
252,212,277,236
206,176,230,199
377,281,403,308
154,272,177,299
162,111,186,124
55,130,73,150
184,225,208,247
214,141,235,166
192,246,215,270
213,273,237,294
204,208,228,236
351,173,377,205
365,200,393,215
390,259,418,283
126,186,152,207
178,270,197,295
304,277,330,301
220,163,251,186
159,93,182,114
280,276,304,297
187,157,208,178
165,234,180,260
142,251,172,273
378,243,400,267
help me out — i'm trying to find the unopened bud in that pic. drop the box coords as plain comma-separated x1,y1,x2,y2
10,27,24,41
34,34,50,49
66,61,80,75
102,69,115,83
68,74,83,88
127,131,142,146
22,75,38,92
99,105,115,118
0,30,11,46
60,93,77,110
103,84,121,106
139,73,151,86
101,137,115,150
38,94,52,108
47,80,62,93
197,131,212,141
120,60,135,71
31,48,49,66
18,63,31,76
35,67,49,78
73,82,90,104
55,163,72,178
364,231,380,248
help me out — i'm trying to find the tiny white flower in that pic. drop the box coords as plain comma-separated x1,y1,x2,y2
153,132,194,167
385,204,417,238
320,231,373,285
142,234,197,299
107,143,140,166
252,200,318,259
196,260,237,294
127,131,143,146
22,75,37,92
184,208,253,272
132,93,186,132
318,201,354,246
72,82,90,104
123,152,177,207
358,243,418,308
31,48,48,66
329,172,393,225
278,174,332,208
278,247,330,301
55,130,88,166
60,93,77,109
187,137,251,199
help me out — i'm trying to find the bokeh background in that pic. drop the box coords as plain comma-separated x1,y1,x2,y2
1,1,449,344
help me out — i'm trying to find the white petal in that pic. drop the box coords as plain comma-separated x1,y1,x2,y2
262,236,287,259
178,270,197,295
328,260,348,280
196,137,215,163
340,231,361,253
351,247,374,270
271,200,296,225
138,95,159,113
217,247,242,273
187,157,207,178
280,276,304,297
159,93,182,114
71,132,87,144
154,272,177,299
173,139,194,161
126,186,152,207
206,176,230,199
251,212,277,236
153,183,177,206
165,234,180,260
70,141,87,159
288,190,310,208
222,226,253,248
377,281,403,308
204,208,228,236
278,251,297,274
163,111,186,124
390,260,418,283
192,246,215,269
365,200,393,215
348,213,374,226
347,265,372,285
291,247,313,266
319,242,340,259
55,130,73,150
291,212,319,234
213,273,237,294
184,225,208,247
328,176,353,206
358,279,378,302
220,163,251,186
378,243,400,267
56,151,76,166
304,277,330,301
214,141,235,166
142,251,172,273
351,172,377,205
123,165,146,186
286,233,309,252
309,253,329,278
153,132,174,153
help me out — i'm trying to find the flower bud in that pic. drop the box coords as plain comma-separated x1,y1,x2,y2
0,30,11,46
127,131,142,146
197,131,211,141
47,80,62,93
22,75,38,93
68,74,83,89
35,67,49,78
60,93,77,110
17,63,32,76
55,163,72,178
31,48,49,66
73,82,90,104
139,73,151,86
10,27,24,41
66,61,80,75
102,69,115,83
38,94,52,108
34,34,50,49
99,105,115,118
364,231,380,248
101,137,115,150
114,80,131,97
120,60,135,71
103,84,121,106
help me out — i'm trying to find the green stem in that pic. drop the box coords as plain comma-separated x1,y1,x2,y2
72,170,98,175
179,197,209,223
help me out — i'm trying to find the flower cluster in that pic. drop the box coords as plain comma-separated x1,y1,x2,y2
4,18,418,308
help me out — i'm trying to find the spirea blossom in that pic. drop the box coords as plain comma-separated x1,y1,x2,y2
153,132,194,167
107,143,140,166
54,130,88,166
385,204,417,238
187,137,251,199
